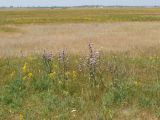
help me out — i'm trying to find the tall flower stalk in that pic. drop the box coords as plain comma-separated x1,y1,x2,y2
87,42,100,88
42,50,53,73
59,49,69,80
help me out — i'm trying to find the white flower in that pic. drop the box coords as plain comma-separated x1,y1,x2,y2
71,109,76,113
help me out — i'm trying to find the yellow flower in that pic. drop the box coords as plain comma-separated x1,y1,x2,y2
72,71,77,79
48,72,56,79
28,72,33,78
22,62,27,73
20,113,23,120
134,81,141,86
22,76,27,81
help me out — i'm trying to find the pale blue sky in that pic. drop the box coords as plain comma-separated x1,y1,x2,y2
0,0,160,7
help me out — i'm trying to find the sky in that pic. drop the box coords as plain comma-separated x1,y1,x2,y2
0,0,160,7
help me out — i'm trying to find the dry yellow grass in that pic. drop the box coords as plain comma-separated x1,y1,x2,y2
0,22,160,56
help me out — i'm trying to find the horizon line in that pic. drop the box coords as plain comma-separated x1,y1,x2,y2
0,5,160,8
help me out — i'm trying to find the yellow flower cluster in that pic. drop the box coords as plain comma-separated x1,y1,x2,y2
48,72,56,79
65,71,77,79
28,72,33,78
22,62,28,73
20,113,24,120
22,76,27,81
22,62,33,80
72,71,77,79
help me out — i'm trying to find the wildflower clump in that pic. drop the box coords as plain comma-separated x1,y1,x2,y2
87,42,100,87
43,51,53,73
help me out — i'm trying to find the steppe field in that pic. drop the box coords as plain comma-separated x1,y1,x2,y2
0,8,160,120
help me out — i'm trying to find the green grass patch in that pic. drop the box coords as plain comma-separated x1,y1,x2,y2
0,50,160,119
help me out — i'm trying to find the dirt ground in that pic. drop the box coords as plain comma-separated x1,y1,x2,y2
0,22,160,56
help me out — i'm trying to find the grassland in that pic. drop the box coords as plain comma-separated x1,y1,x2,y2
1,22,160,57
0,8,160,25
1,8,160,56
0,47,160,120
0,8,160,120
